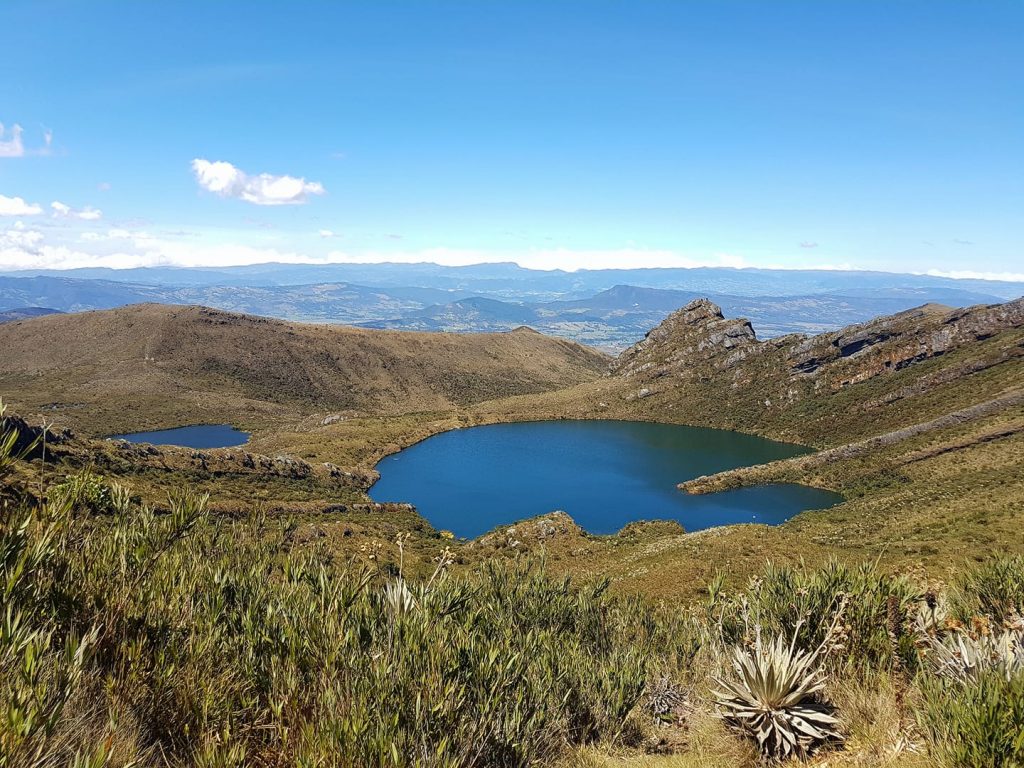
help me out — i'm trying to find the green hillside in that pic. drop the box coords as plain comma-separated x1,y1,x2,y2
1,297,1022,767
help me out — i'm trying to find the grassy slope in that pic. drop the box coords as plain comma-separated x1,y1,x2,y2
222,306,1024,604
462,304,1024,597
1,299,1022,601
0,303,609,435
1,300,1023,767
471,307,1024,449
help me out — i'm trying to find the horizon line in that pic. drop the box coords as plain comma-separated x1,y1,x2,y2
1,260,1023,285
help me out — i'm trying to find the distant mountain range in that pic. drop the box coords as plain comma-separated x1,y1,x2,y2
359,286,960,348
6,262,1022,299
1,264,1020,349
0,276,455,326
0,307,62,324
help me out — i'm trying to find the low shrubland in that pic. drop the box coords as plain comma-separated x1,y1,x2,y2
2,407,1023,767
1,490,660,765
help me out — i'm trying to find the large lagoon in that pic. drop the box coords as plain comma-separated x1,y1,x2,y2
371,420,841,537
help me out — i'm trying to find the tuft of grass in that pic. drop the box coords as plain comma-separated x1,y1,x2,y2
708,559,922,671
48,469,133,516
952,556,1024,626
917,671,1024,768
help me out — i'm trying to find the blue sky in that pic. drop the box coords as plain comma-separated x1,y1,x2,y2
1,1,1021,277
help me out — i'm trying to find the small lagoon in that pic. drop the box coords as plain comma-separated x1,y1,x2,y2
370,420,842,537
109,424,250,449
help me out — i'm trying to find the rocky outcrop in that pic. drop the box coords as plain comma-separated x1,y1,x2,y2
611,297,1024,400
612,300,760,382
0,412,72,458
786,298,1024,388
96,439,373,487
602,295,1023,442
472,511,585,549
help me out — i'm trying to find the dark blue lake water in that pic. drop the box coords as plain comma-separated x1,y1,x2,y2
370,420,842,537
109,424,250,449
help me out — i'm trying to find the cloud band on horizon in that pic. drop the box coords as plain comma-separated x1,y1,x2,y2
2,221,1023,283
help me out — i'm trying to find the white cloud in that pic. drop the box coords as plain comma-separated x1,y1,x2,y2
0,233,861,274
0,230,643,272
79,228,136,242
0,124,24,158
2,226,1020,282
97,182,112,192
319,229,335,238
51,200,103,220
925,269,1024,283
191,158,325,206
0,123,53,158
0,222,45,249
1,226,313,270
0,195,43,216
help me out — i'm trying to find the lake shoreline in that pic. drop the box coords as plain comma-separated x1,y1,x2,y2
369,419,842,538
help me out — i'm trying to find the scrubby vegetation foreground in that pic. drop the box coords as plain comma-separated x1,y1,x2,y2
2,414,1024,767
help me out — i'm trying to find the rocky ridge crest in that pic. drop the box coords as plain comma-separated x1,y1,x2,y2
613,297,1023,394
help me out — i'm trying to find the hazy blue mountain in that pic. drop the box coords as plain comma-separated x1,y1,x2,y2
0,307,63,323
0,276,456,324
361,285,968,348
0,277,165,312
5,263,1019,301
384,297,541,327
545,285,703,312
1,266,1019,350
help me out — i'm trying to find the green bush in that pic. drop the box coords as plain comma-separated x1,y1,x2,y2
48,470,132,516
710,560,921,670
918,670,1024,767
953,556,1024,626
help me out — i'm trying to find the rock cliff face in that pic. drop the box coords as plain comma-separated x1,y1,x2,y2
612,299,758,378
615,297,1023,389
610,300,764,399
0,412,72,458
787,300,1024,388
607,296,1024,443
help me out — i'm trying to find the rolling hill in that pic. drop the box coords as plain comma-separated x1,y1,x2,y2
0,275,463,323
0,303,609,435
